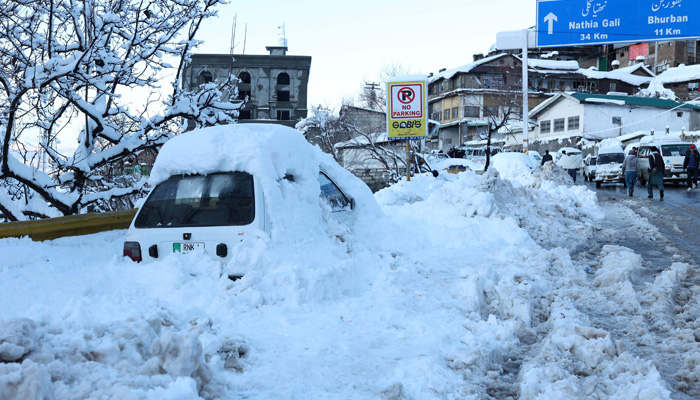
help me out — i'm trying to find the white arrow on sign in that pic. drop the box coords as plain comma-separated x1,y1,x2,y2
544,12,558,35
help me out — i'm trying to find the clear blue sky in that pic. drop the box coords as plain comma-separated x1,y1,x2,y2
195,0,537,109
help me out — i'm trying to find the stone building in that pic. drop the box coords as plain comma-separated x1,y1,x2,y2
183,45,311,127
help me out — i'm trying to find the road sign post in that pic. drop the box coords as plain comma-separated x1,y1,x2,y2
537,0,700,47
387,77,428,181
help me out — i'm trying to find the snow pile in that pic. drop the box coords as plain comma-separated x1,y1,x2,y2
638,79,677,100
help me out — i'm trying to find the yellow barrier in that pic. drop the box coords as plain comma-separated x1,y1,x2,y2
0,209,137,241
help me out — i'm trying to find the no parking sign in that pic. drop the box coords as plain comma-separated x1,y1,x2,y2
387,78,428,140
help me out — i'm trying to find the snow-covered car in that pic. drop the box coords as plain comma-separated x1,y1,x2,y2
429,157,477,174
528,150,542,164
123,124,376,265
425,151,449,165
637,136,695,185
594,152,625,188
583,155,597,182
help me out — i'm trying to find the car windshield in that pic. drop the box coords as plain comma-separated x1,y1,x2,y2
661,144,690,157
597,153,624,164
591,157,597,165
135,172,254,228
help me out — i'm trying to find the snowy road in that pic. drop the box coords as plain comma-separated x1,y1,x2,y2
573,181,700,399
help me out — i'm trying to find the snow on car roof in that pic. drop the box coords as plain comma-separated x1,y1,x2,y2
597,138,624,154
149,124,384,243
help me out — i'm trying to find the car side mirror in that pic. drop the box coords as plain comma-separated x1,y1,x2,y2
349,198,356,210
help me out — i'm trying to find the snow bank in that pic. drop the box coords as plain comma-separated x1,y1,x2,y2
0,140,630,399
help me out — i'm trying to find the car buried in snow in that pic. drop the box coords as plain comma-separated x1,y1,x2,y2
122,124,374,265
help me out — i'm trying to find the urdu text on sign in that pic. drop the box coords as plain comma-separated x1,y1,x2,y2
536,0,699,47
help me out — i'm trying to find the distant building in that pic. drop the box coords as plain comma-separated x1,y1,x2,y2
527,92,700,152
182,45,311,127
426,53,653,151
646,64,700,101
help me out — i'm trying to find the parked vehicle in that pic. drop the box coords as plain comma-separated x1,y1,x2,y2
583,155,597,182
528,150,542,164
637,136,695,185
123,124,369,265
593,139,625,188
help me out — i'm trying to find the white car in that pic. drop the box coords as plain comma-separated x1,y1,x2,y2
583,155,597,182
637,136,696,185
123,124,375,267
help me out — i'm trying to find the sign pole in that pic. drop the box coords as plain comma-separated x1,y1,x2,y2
406,140,411,181
522,29,529,153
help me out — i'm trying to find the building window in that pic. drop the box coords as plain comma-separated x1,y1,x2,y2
277,72,290,85
553,118,565,132
432,111,442,121
237,71,252,100
609,82,617,92
484,106,498,118
276,110,290,120
568,116,580,130
540,120,551,133
464,106,480,118
612,116,622,125
238,110,252,120
238,71,251,84
452,107,459,119
277,91,290,101
197,71,213,85
444,109,450,120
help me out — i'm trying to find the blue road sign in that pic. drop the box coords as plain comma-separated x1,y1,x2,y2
537,0,700,47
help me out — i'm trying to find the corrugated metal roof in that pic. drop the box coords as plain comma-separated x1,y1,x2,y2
570,93,700,110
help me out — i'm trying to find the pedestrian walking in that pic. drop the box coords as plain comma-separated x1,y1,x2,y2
647,146,665,199
621,150,638,197
683,144,699,191
541,149,553,166
557,149,583,183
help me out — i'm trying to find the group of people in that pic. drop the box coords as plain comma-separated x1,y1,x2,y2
621,144,699,199
539,144,700,199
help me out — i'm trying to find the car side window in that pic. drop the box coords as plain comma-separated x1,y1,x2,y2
317,172,350,212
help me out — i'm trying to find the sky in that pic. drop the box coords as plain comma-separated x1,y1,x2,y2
195,0,537,109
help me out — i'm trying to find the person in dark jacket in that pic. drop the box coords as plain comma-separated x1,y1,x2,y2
540,149,553,166
683,144,699,190
647,146,665,199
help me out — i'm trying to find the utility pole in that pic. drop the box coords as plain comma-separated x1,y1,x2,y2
364,82,381,109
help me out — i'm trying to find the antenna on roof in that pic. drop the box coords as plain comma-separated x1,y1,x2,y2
242,23,247,55
229,14,237,71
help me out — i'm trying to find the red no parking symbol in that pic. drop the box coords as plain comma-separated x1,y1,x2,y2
397,87,415,104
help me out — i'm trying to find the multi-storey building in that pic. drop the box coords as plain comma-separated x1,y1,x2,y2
182,45,311,127
427,53,654,150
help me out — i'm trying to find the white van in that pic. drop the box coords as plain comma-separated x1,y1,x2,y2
123,124,373,266
637,136,695,185
593,138,625,188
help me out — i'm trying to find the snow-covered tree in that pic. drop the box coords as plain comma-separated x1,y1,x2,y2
0,0,241,221
295,105,351,161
